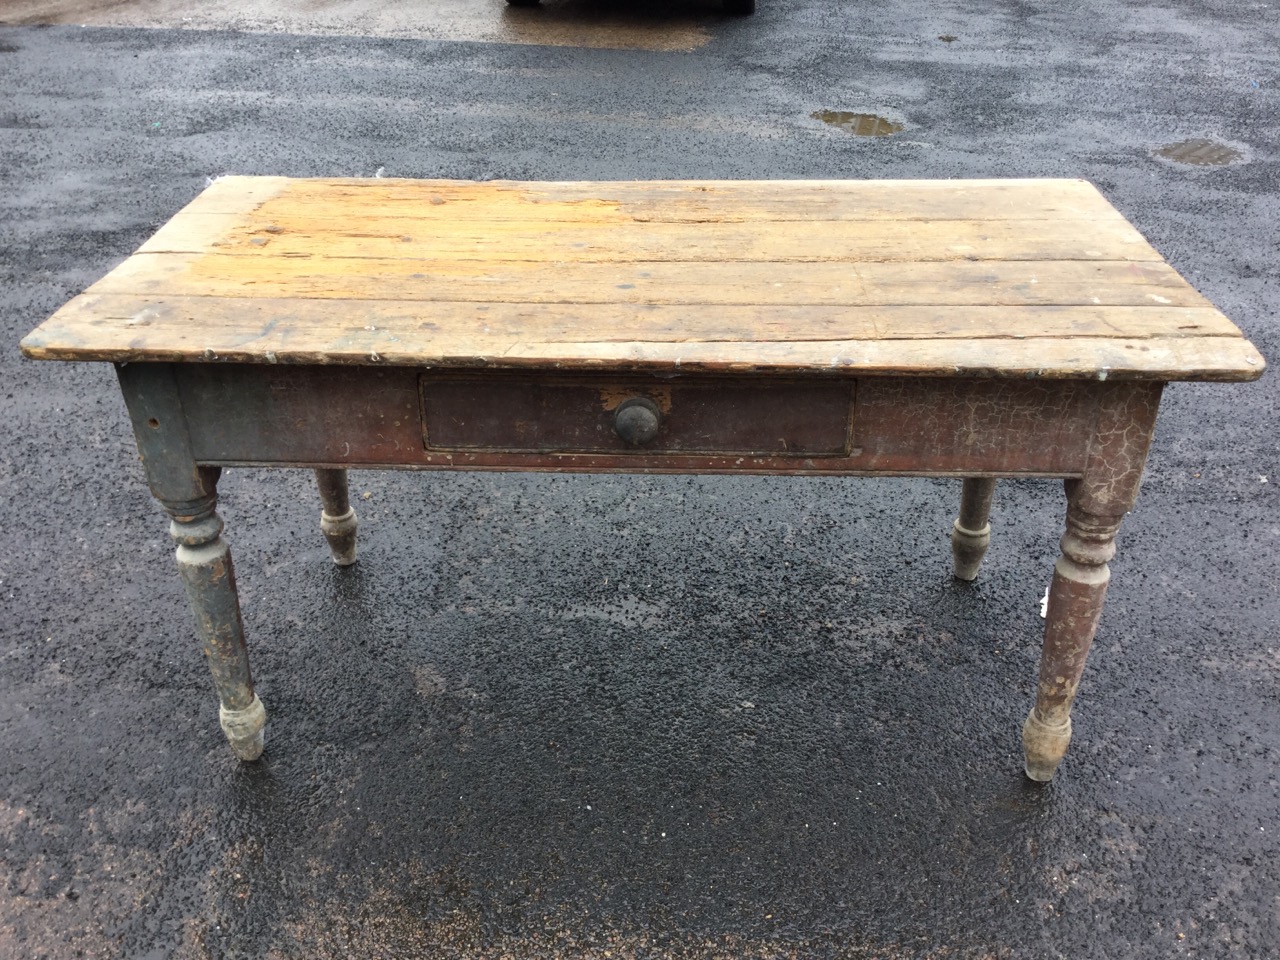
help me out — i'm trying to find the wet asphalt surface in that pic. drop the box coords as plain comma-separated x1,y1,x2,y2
2,1,1279,957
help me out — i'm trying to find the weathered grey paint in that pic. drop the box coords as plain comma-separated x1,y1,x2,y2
951,477,996,581
315,468,358,566
118,362,267,760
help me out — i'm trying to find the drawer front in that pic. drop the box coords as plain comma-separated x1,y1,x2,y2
420,375,854,457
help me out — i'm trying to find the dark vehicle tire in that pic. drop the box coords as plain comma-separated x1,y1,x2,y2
724,0,755,13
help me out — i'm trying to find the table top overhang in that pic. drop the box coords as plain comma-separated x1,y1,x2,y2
20,176,1265,381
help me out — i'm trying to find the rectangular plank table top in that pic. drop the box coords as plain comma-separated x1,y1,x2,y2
19,177,1264,382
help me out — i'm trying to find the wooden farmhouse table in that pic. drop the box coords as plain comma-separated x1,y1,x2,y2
20,177,1265,781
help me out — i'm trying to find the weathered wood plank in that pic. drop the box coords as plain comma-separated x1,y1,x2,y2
185,176,1132,223
177,176,289,214
137,214,1162,264
484,335,1263,381
19,295,1263,380
87,253,1211,308
22,295,1240,356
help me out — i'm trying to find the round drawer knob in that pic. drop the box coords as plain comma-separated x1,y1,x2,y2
614,397,661,446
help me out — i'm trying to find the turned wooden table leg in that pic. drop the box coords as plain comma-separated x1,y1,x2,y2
1022,381,1163,781
117,362,266,761
1023,482,1121,781
315,468,358,566
952,477,996,581
166,479,266,761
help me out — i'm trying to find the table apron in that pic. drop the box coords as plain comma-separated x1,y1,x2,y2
168,363,1103,477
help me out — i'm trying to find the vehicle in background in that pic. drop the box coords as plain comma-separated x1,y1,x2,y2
507,0,754,15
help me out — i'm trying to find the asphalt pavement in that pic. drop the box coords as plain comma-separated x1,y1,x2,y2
1,1,1277,957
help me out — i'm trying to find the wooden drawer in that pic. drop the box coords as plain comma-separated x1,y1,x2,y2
419,375,855,457
176,364,1098,477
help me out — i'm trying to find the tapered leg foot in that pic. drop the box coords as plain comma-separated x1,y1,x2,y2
1022,707,1071,782
220,694,267,761
320,508,358,566
951,519,991,581
315,468,358,566
951,477,996,581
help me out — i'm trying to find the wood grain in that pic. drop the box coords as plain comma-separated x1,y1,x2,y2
20,177,1265,382
138,214,1163,264
178,176,1137,223
21,295,1262,380
23,294,1241,348
87,254,1210,308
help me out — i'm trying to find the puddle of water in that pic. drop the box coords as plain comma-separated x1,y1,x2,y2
1153,138,1243,166
813,110,903,137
